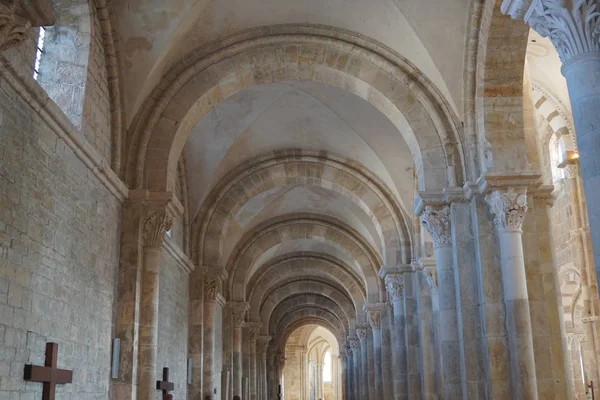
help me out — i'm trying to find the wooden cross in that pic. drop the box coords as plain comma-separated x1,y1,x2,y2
23,342,73,400
156,367,175,399
589,381,596,400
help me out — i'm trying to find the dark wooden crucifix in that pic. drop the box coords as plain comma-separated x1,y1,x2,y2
157,367,175,399
23,342,73,400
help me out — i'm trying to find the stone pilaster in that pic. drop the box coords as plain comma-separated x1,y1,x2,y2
419,203,464,399
382,269,409,400
112,190,181,400
256,335,271,400
486,187,538,399
349,337,361,400
345,346,354,400
356,324,371,400
229,301,249,398
137,210,172,400
366,303,386,400
203,275,226,398
246,323,261,400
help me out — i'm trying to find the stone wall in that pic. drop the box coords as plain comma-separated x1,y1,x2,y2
157,249,190,400
0,68,121,398
81,1,112,162
283,341,303,400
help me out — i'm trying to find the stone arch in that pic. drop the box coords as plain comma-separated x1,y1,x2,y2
259,283,357,334
466,0,531,177
247,253,366,321
195,150,411,269
532,83,575,145
559,265,584,331
225,214,383,302
274,310,347,350
278,318,344,353
125,25,464,195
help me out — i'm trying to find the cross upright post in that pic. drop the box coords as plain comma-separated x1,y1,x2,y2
23,342,73,400
156,367,175,399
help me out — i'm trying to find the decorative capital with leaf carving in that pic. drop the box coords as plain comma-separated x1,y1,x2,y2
0,0,55,52
384,274,404,301
229,302,249,327
203,277,221,301
0,2,29,52
356,325,368,343
348,337,361,351
367,309,381,330
344,346,352,357
503,0,600,63
420,205,452,248
247,323,261,343
142,211,172,248
256,336,271,355
486,188,528,232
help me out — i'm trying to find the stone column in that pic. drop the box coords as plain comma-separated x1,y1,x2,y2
563,160,600,385
420,205,464,399
342,354,348,400
203,276,226,398
257,336,271,400
349,338,361,400
267,346,278,400
486,188,538,399
136,210,172,400
380,310,394,400
356,324,370,399
230,302,249,398
246,324,261,400
501,0,600,298
344,346,354,400
403,271,423,398
381,270,409,400
366,304,385,400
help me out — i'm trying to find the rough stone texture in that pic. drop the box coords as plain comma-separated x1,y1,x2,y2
0,67,121,397
156,250,190,400
37,0,91,130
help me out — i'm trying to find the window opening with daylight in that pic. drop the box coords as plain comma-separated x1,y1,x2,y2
323,351,332,382
33,27,46,80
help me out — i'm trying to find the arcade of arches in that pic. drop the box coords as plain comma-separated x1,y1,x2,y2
2,0,600,399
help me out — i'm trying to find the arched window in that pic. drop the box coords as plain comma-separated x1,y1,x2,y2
323,351,332,383
33,0,92,129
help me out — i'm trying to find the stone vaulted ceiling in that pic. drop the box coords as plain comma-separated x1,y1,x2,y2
120,0,470,346
115,0,471,124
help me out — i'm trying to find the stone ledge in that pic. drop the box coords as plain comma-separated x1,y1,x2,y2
163,235,195,274
0,54,129,202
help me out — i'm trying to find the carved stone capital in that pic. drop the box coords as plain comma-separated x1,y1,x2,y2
203,277,221,301
420,205,452,248
247,323,261,343
344,346,352,357
0,3,30,52
142,211,172,248
503,0,600,63
0,0,55,52
384,274,404,301
348,337,361,351
485,188,529,232
229,301,249,327
367,309,381,330
256,336,271,355
356,325,368,343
